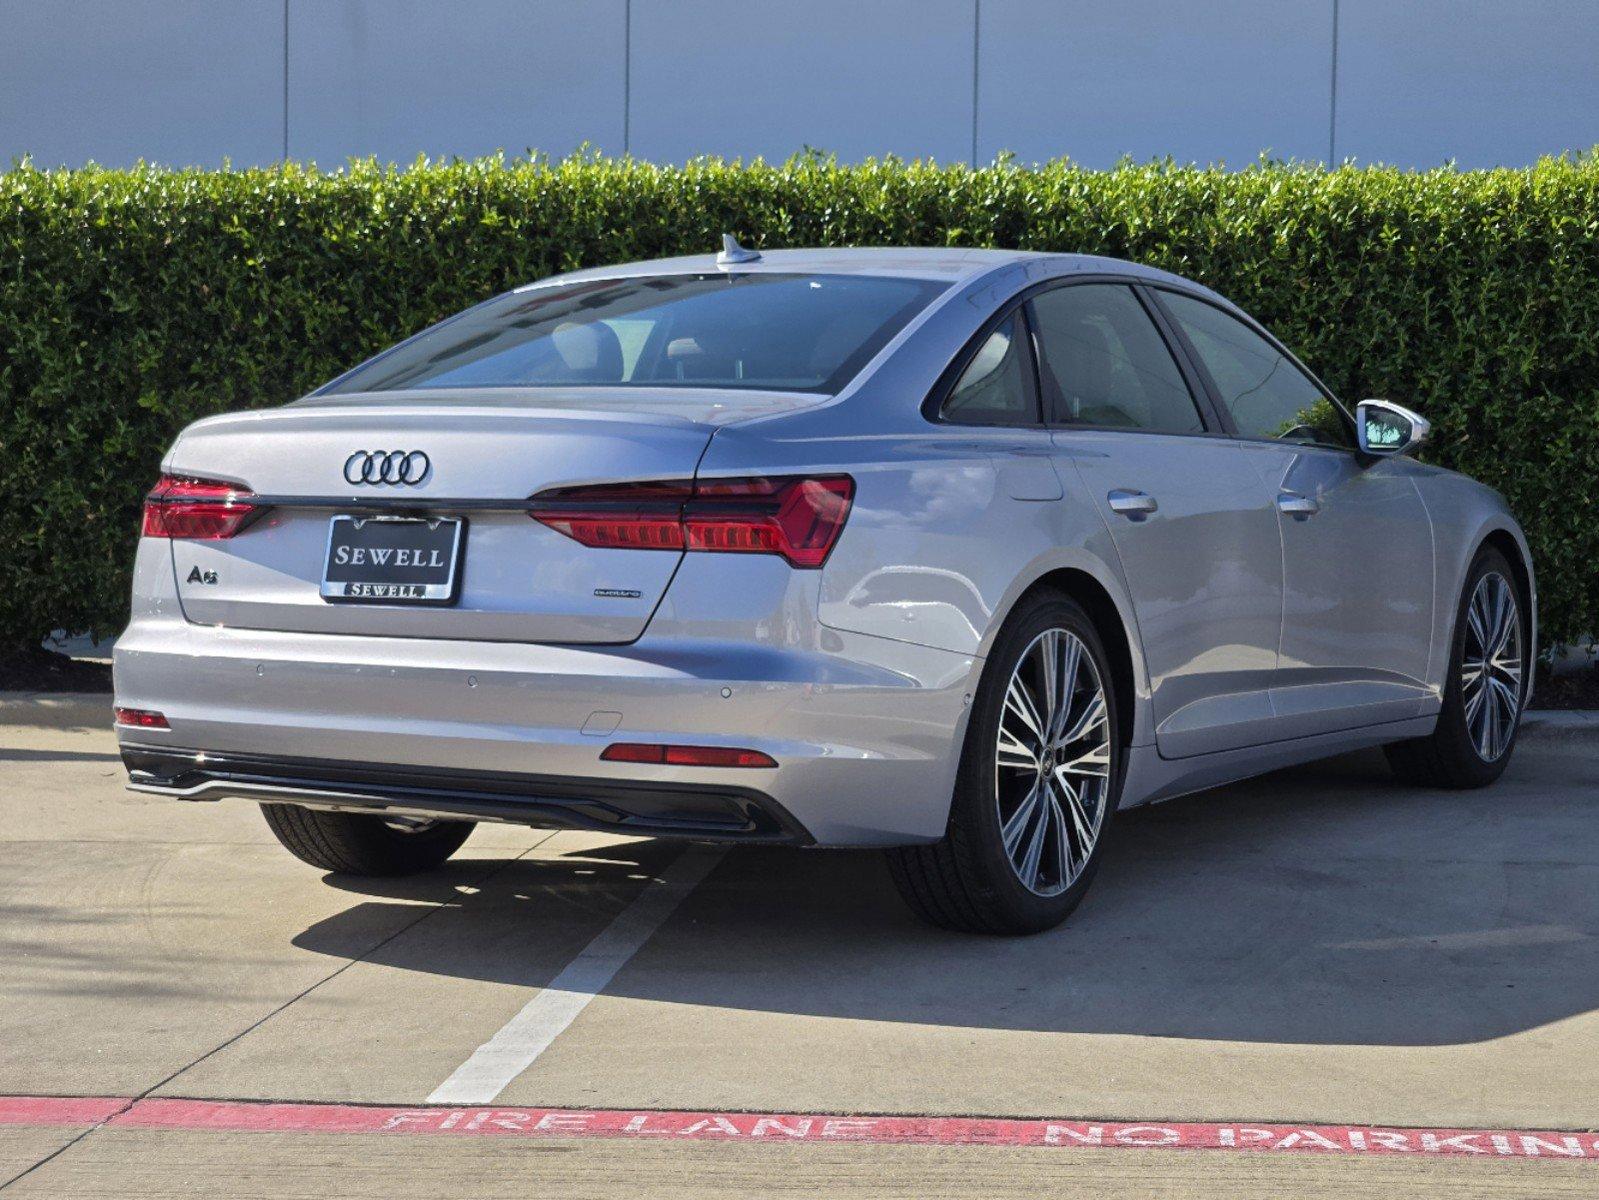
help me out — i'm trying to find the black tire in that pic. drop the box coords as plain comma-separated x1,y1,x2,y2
260,804,475,876
1385,545,1526,789
887,590,1123,935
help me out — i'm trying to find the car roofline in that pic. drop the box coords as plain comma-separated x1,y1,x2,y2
513,248,1031,288
510,248,1230,300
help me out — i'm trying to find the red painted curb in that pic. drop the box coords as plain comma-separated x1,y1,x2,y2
0,1097,126,1126
5,1096,1597,1162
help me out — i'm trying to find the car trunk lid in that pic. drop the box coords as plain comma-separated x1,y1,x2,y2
160,390,809,643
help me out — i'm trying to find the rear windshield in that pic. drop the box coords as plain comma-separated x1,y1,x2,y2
323,272,948,396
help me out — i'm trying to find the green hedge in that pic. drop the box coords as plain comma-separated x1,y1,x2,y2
3,154,1597,652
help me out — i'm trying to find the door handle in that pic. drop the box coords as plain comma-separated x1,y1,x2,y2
1107,489,1158,520
1277,491,1321,519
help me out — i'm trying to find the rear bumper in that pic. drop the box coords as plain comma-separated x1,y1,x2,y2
113,615,979,846
122,744,809,843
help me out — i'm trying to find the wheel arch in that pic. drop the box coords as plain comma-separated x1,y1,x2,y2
1480,528,1534,632
1002,565,1144,753
1416,466,1538,704
1479,525,1538,704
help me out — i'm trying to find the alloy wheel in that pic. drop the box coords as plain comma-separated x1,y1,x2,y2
994,628,1112,897
1461,571,1523,762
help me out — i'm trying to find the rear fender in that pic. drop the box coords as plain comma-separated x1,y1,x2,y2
699,422,1148,746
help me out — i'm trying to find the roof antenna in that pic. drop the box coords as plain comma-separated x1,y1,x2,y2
716,233,761,265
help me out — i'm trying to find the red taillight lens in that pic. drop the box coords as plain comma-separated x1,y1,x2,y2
601,742,778,768
686,476,854,568
142,474,258,540
114,707,169,729
529,475,854,569
527,480,692,552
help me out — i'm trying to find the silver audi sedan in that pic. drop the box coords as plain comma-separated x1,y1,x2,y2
116,243,1534,933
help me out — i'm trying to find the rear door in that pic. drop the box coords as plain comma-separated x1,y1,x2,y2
164,397,716,643
1031,282,1284,758
1153,290,1435,735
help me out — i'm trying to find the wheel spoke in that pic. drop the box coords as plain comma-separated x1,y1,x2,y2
997,726,1040,772
1493,660,1523,694
1055,742,1110,779
1047,791,1073,883
1482,686,1500,759
1036,632,1059,736
1489,675,1520,723
1488,581,1516,658
1002,781,1044,859
1053,770,1097,854
1005,676,1046,744
1464,676,1487,722
1016,789,1050,890
1466,595,1489,653
1056,691,1107,749
1050,636,1082,742
1499,681,1520,741
1466,696,1488,764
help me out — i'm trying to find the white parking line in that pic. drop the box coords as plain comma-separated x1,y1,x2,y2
427,847,726,1105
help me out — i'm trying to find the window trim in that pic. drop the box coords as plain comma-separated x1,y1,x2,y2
1128,283,1231,433
923,296,1046,429
924,273,1238,440
1142,284,1359,454
1027,279,1223,437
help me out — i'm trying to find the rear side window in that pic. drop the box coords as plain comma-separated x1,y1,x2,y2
1029,284,1204,435
938,311,1039,426
1159,291,1353,449
324,273,948,397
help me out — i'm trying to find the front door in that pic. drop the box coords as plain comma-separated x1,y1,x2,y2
1156,290,1435,736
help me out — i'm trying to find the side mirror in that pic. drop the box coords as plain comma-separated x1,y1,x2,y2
1356,399,1430,457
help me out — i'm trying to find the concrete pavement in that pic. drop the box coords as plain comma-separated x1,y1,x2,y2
3,691,1597,1196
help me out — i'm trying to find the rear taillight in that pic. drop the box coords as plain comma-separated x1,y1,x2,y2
528,481,692,552
142,474,258,540
529,475,854,569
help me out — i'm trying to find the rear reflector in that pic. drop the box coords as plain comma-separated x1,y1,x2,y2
114,707,170,730
142,474,258,540
529,475,854,569
601,742,777,768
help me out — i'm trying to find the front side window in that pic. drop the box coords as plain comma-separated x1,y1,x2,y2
938,311,1038,426
1029,284,1205,435
1159,291,1353,449
324,273,947,397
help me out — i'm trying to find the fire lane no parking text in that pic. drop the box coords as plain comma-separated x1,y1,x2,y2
5,1096,1599,1164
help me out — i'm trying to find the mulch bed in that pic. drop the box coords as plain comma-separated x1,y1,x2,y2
1531,661,1599,710
0,647,114,693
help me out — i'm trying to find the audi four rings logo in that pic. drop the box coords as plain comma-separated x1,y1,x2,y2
343,450,430,486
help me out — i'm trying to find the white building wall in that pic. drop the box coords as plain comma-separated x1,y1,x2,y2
1334,0,1599,168
977,1,1335,167
286,0,628,163
628,0,977,164
0,0,285,168
1,0,1595,171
